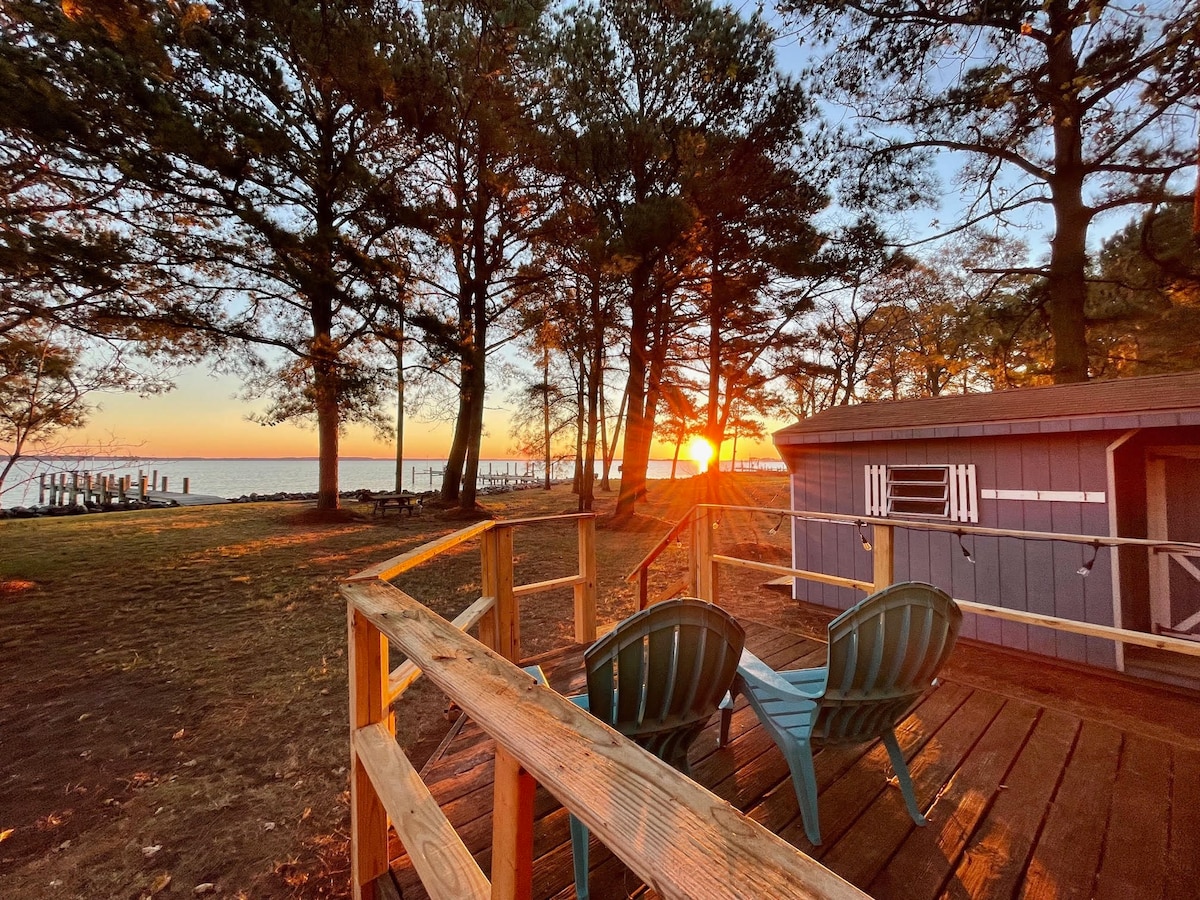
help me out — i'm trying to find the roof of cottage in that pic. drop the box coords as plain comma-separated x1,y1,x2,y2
774,372,1200,446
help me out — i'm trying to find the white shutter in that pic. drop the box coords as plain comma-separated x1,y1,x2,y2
948,464,978,522
865,465,887,516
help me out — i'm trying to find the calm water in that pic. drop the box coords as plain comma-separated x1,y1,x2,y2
0,456,783,506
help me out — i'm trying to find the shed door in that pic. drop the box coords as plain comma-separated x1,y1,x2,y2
1147,446,1200,641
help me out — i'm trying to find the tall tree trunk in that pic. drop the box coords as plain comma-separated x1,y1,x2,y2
615,264,652,519
542,343,551,490
442,379,470,504
705,247,725,504
579,278,601,511
312,339,340,511
394,329,404,493
1045,1,1091,384
460,345,485,510
572,353,585,500
601,380,626,493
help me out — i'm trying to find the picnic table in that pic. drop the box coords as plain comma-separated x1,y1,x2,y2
365,492,421,516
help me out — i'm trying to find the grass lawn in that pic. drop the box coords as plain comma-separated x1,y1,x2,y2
0,473,808,899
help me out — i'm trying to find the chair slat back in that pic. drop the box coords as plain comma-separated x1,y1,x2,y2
585,598,745,770
816,582,961,744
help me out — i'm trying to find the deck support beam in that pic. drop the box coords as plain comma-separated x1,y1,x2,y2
491,746,536,900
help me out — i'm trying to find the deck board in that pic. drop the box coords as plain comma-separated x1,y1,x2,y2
1165,746,1200,900
1095,733,1171,899
386,621,1200,900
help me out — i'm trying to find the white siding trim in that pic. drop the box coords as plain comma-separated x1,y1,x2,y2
980,489,1106,503
864,465,887,516
949,464,979,522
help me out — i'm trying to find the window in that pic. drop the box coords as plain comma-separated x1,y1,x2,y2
865,464,978,522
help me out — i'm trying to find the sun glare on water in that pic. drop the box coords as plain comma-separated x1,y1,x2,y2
688,437,715,473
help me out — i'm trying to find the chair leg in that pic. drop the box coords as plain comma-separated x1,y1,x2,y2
718,688,738,747
881,729,927,826
783,740,822,846
569,813,589,900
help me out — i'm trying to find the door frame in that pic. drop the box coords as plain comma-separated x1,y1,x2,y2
1146,445,1200,640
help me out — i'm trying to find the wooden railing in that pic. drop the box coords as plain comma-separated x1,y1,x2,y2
629,503,1200,661
343,513,865,900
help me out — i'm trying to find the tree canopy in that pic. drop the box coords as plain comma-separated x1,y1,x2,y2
784,0,1200,383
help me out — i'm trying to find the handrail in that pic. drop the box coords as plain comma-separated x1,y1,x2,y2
345,520,495,583
353,721,490,899
638,502,1200,661
345,513,599,711
710,553,873,592
386,594,497,704
346,512,601,899
345,579,866,900
700,503,1200,553
624,509,696,583
953,598,1200,659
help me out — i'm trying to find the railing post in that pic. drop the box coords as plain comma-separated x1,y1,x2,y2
348,603,391,900
575,517,597,643
482,526,520,662
872,523,894,591
694,506,714,602
491,746,536,900
480,528,499,651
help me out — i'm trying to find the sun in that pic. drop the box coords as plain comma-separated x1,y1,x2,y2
688,437,715,472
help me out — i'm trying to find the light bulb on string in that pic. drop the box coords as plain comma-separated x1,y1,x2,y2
958,531,975,564
1077,541,1101,577
856,521,872,552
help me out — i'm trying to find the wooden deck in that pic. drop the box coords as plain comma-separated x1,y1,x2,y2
387,620,1200,900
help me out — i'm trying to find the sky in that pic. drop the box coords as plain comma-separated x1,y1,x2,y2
74,366,783,461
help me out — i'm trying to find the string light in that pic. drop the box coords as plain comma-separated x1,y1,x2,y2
957,530,975,564
768,514,785,535
1077,541,1101,577
856,521,872,552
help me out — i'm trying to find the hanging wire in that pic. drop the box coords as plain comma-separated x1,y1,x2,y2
957,530,976,564
1077,541,1101,577
856,520,872,551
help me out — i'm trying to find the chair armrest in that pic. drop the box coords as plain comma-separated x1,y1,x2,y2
736,650,825,705
522,664,548,686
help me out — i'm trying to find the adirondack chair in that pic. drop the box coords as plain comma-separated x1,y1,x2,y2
719,581,961,846
567,597,745,900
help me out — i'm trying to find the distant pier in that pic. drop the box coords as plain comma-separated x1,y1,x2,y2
37,469,228,508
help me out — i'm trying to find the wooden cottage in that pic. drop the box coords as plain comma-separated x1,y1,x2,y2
774,372,1200,686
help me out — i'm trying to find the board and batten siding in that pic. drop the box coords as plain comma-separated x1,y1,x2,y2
785,432,1117,670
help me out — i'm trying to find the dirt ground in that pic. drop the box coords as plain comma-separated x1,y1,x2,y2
0,473,819,899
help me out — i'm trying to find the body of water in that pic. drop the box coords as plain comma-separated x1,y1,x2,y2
0,455,781,506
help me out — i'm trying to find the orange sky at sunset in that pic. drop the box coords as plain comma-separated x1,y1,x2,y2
70,366,781,461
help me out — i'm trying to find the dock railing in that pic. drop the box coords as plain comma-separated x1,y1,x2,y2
342,512,866,900
628,504,1200,661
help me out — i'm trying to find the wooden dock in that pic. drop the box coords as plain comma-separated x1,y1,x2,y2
142,490,229,507
387,619,1200,900
37,470,227,507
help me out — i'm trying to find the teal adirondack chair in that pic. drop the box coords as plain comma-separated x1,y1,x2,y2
567,597,745,900
719,582,961,846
